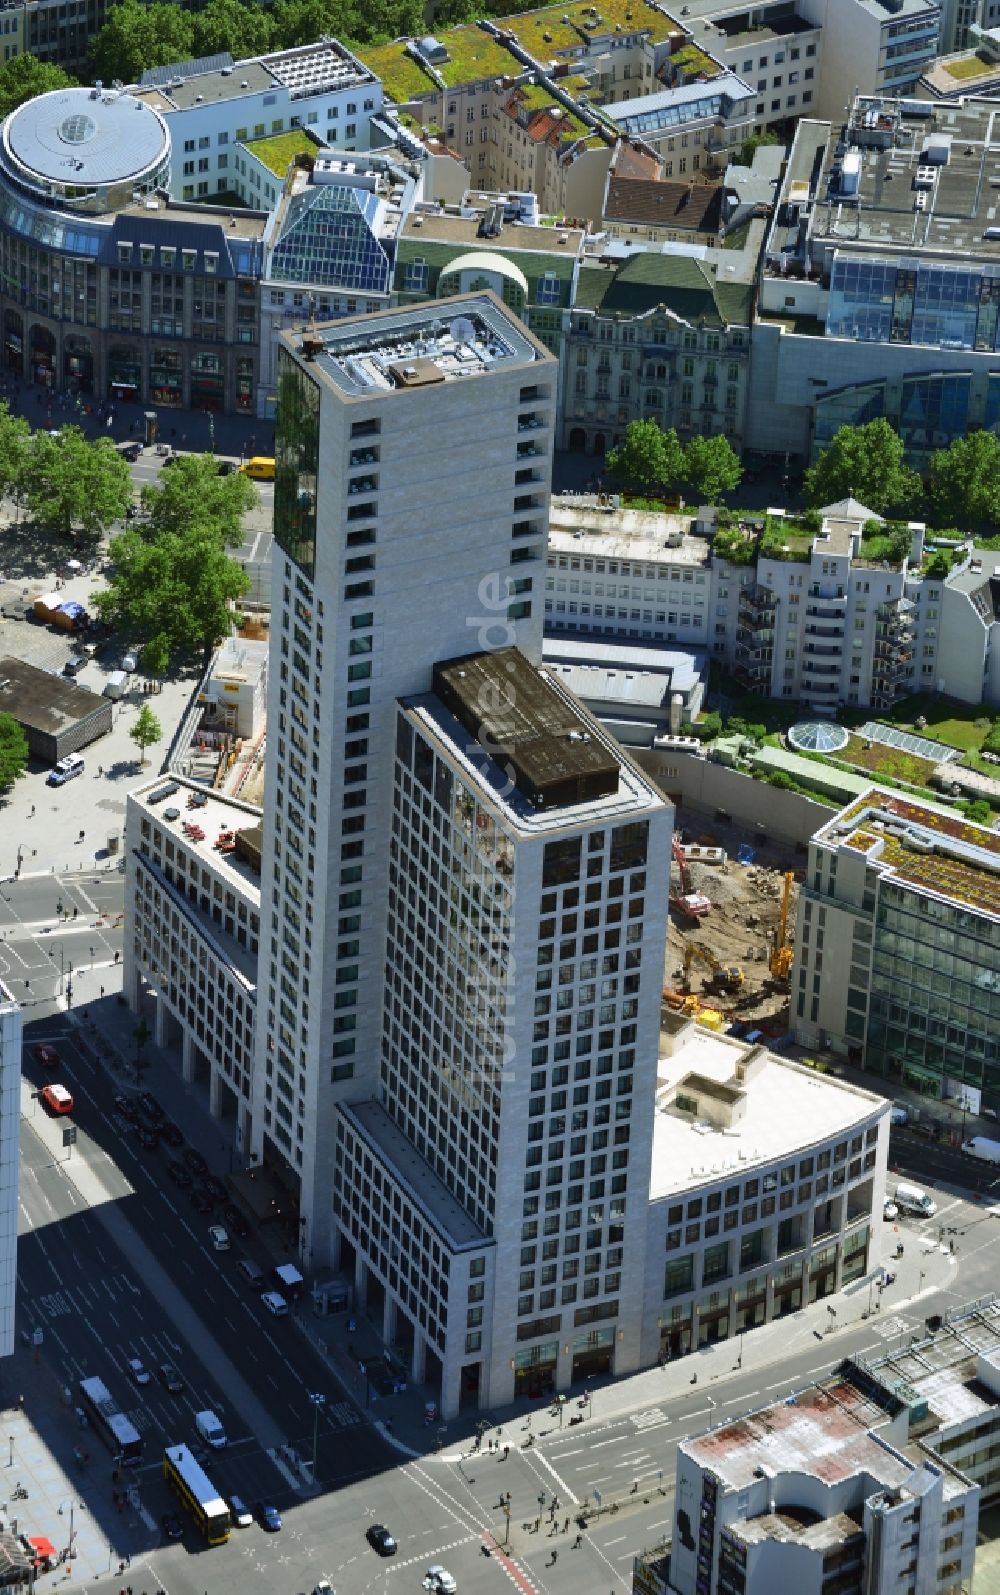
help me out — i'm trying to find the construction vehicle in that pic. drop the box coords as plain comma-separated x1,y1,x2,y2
663,989,727,1030
670,837,711,920
682,940,745,992
769,871,795,980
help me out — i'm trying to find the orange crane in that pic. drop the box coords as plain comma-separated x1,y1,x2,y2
671,836,711,920
769,871,795,980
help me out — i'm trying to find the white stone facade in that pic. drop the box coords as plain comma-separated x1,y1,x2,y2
0,984,19,1360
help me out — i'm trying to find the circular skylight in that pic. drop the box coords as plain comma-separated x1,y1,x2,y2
788,721,850,754
59,114,96,145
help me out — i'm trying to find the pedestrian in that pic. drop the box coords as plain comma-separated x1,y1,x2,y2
563,1517,570,1534
574,1534,583,1549
503,1444,509,1459
550,1551,558,1566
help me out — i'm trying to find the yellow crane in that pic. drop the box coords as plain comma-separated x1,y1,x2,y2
770,871,795,980
682,941,745,992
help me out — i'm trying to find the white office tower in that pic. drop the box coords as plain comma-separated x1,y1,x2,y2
0,984,20,1358
254,294,556,1266
334,648,671,1414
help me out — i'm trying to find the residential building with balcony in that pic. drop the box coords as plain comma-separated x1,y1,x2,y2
751,95,1000,465
792,789,1000,1113
651,0,824,131
645,1018,889,1366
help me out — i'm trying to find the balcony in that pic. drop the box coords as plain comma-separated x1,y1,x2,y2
805,604,845,624
801,658,840,678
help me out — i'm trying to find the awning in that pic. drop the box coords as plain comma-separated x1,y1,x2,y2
27,1535,55,1561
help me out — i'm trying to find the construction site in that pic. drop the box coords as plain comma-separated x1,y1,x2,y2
664,819,803,1039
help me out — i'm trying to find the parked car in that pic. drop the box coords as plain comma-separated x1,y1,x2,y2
222,1203,249,1238
201,1174,227,1202
112,1092,138,1122
183,1148,208,1176
135,1124,159,1151
33,1044,59,1068
165,1161,191,1188
160,1120,183,1148
158,1363,183,1394
230,1494,252,1528
138,1092,163,1121
257,1502,282,1532
161,1512,183,1541
367,1524,397,1556
118,441,143,462
41,1083,73,1115
189,1189,214,1215
47,754,85,786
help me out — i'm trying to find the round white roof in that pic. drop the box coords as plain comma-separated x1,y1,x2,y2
3,86,169,194
788,721,850,755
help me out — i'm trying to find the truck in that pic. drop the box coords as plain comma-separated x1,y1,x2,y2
962,1136,1000,1165
274,1262,304,1298
895,1181,937,1217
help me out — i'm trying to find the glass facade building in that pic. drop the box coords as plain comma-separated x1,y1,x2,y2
268,182,391,295
827,254,1000,351
273,347,319,580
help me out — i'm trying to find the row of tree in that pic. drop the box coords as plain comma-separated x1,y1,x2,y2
0,407,134,535
605,420,743,504
804,418,1000,534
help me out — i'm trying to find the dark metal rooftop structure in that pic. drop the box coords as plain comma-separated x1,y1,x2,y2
432,647,620,809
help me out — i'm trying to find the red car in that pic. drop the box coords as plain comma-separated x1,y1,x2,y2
33,1044,59,1068
41,1084,74,1116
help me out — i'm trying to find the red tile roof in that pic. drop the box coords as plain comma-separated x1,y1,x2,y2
605,174,724,233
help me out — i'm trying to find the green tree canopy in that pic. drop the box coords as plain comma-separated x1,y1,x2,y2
0,402,31,502
803,419,923,518
606,420,685,492
929,430,1000,534
130,704,163,767
683,433,743,504
270,0,352,47
0,57,76,119
140,454,257,548
736,130,779,167
24,428,132,538
89,0,195,86
93,521,249,671
0,712,28,794
192,0,275,61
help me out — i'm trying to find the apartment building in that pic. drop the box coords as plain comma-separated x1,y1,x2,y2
0,983,19,1360
645,1019,888,1364
254,294,556,1266
751,96,1000,464
792,789,1000,1115
655,0,824,129
124,776,261,1145
669,1307,984,1595
132,40,382,204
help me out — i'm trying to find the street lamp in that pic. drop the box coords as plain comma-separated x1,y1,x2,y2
308,1392,325,1482
57,1498,76,1558
7,1435,12,1468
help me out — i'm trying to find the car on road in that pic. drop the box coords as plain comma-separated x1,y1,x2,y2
223,1203,249,1238
261,1290,288,1318
41,1083,74,1115
135,1124,159,1151
189,1189,213,1215
367,1524,397,1556
118,441,143,462
257,1502,282,1532
182,1148,208,1176
161,1512,183,1541
201,1174,227,1202
230,1494,252,1528
884,1200,899,1222
138,1092,163,1121
33,1044,59,1068
313,1583,335,1595
217,460,239,476
890,1103,909,1126
165,1161,191,1188
160,1120,183,1148
127,1357,151,1386
158,1363,183,1394
424,1567,456,1594
161,453,179,468
112,1093,139,1123
208,1225,230,1251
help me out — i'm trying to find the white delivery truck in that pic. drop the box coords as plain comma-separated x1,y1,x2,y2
194,1409,227,1448
103,670,128,700
963,1136,1000,1165
895,1181,937,1217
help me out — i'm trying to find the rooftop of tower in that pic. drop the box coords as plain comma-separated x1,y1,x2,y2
280,291,546,396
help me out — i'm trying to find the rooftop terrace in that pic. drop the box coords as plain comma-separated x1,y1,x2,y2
355,41,435,105
820,790,1000,918
243,130,319,178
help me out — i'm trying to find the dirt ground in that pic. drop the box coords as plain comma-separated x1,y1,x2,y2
666,821,803,1034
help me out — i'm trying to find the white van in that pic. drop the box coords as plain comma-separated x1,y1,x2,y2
195,1409,227,1449
895,1181,937,1217
47,752,85,786
261,1290,289,1317
103,670,128,700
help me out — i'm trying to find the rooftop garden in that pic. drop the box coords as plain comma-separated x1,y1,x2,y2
669,42,718,78
758,509,820,561
855,518,911,569
943,51,997,79
711,523,757,565
841,734,940,791
435,26,519,86
244,131,317,179
357,42,435,104
504,0,670,59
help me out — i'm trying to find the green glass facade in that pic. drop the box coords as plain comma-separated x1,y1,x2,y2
866,881,1000,1108
274,347,319,580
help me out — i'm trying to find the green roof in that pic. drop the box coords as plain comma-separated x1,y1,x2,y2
502,0,674,61
356,41,436,104
243,131,317,178
573,263,613,309
394,235,578,304
435,26,519,87
579,252,752,326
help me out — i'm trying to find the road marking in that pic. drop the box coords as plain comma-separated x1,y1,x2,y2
764,1379,791,1391
604,1536,626,1547
533,1447,577,1505
556,1447,584,1458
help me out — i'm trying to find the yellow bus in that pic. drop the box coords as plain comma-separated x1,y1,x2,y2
162,1444,230,1544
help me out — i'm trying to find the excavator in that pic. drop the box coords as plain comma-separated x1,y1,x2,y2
682,940,745,993
769,871,795,981
670,837,711,921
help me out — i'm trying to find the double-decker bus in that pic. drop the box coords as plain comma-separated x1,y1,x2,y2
77,1376,143,1464
162,1444,230,1544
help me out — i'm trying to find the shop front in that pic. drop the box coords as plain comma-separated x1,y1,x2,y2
29,324,55,386
732,1274,767,1334
773,1261,804,1317
514,1339,558,1399
808,1241,838,1303
235,353,254,415
695,1293,730,1348
63,334,93,395
191,350,224,412
659,1304,693,1360
841,1225,869,1287
108,343,141,402
571,1326,614,1382
150,347,183,407
3,310,22,376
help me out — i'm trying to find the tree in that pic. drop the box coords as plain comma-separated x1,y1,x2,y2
271,0,350,46
93,521,249,670
606,420,685,492
737,130,779,167
803,419,923,518
683,433,743,503
929,431,1000,533
140,454,257,548
0,402,31,505
192,0,274,61
89,0,195,86
0,57,76,119
130,704,162,767
24,428,132,538
0,712,28,794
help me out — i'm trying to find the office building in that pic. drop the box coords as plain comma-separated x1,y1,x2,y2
751,95,1000,465
644,1019,888,1365
254,293,557,1267
0,984,18,1360
669,1306,984,1595
938,0,1000,53
793,789,1000,1114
